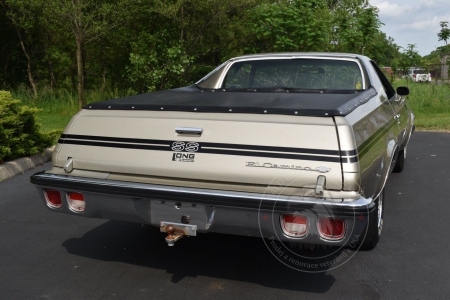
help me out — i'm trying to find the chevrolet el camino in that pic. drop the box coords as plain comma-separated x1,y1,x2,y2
31,53,414,249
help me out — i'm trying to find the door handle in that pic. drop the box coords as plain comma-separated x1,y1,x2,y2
175,127,203,135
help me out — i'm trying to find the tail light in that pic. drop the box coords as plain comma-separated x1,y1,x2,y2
413,74,416,78
44,189,62,209
67,192,85,212
280,214,308,237
318,218,345,240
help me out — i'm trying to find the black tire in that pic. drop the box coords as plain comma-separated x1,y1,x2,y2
359,188,384,250
393,147,406,173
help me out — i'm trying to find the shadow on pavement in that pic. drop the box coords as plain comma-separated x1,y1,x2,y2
62,220,338,293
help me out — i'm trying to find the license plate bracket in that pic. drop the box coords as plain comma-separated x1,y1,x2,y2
150,200,214,231
160,222,197,236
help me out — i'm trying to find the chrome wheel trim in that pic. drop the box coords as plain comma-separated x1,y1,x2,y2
377,192,383,236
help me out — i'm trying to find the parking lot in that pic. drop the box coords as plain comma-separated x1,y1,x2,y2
1,132,449,299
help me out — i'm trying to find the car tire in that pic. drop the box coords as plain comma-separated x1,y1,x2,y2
393,147,406,173
359,188,384,250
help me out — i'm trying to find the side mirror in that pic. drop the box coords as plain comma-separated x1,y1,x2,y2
397,86,409,96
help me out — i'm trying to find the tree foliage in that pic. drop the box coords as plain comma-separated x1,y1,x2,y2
0,0,399,98
397,44,421,86
246,0,330,52
127,31,193,92
438,21,450,45
2,0,45,98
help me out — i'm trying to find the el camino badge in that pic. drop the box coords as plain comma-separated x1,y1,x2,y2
246,162,331,173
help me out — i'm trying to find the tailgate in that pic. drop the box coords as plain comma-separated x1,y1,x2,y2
54,110,344,190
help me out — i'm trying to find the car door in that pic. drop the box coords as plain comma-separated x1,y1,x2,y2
370,61,404,161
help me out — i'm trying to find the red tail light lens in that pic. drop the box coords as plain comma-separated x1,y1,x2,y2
318,218,345,240
44,189,62,209
67,192,85,212
281,214,308,237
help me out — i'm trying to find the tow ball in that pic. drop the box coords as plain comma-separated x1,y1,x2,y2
160,222,197,246
164,225,184,246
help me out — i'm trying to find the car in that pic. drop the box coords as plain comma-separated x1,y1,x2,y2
30,53,414,250
407,68,431,82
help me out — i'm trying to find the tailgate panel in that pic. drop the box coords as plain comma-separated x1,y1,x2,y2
55,110,343,190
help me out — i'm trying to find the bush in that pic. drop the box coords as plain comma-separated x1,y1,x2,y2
0,91,59,163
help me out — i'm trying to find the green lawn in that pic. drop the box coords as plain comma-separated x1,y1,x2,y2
413,112,450,131
395,79,450,131
35,111,74,132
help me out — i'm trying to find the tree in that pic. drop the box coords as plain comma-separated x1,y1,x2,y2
43,0,135,109
398,44,421,86
0,5,26,90
246,0,330,53
2,0,43,99
126,31,193,93
151,0,265,75
327,0,382,55
368,32,401,67
0,0,399,99
438,21,450,45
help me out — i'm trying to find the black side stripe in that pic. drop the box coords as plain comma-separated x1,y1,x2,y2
342,156,359,163
357,119,397,160
59,134,358,163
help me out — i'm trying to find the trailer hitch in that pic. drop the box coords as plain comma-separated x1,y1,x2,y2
160,222,197,246
165,225,184,246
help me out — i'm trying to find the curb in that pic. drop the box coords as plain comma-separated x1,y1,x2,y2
0,146,55,182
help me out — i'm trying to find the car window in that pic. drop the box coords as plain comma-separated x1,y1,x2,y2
413,69,426,74
222,63,253,88
222,59,363,90
370,61,395,99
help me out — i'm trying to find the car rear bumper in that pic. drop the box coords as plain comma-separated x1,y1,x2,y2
31,172,375,246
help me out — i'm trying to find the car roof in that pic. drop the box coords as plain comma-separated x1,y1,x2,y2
230,52,368,61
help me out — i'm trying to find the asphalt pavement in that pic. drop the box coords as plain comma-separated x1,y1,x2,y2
1,132,449,299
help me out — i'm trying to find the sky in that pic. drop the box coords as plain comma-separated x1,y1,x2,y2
370,0,450,56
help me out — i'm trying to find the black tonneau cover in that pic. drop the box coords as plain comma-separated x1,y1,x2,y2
84,85,377,117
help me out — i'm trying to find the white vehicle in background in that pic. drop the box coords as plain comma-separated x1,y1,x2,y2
407,68,431,82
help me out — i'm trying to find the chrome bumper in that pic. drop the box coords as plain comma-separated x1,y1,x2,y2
30,172,374,246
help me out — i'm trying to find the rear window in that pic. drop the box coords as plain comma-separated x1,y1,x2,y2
413,69,427,74
222,59,363,90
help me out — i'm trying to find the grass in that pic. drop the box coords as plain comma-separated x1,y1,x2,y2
12,86,77,132
12,85,134,132
8,80,450,132
394,79,450,131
